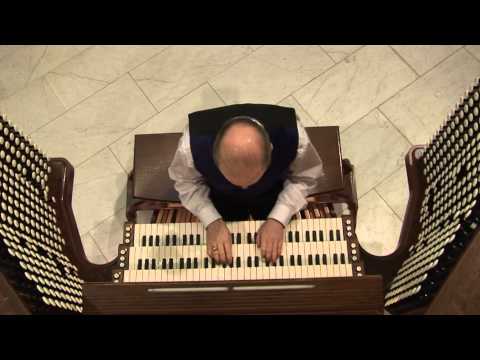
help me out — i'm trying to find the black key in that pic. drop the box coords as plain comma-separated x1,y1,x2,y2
308,254,313,265
336,230,341,241
137,259,142,270
204,257,209,269
322,254,327,265
144,259,150,270
187,258,192,269
171,209,177,223
165,235,170,246
182,235,187,245
231,234,235,244
295,231,300,242
236,257,241,268
152,259,157,269
320,231,324,242
254,233,258,243
148,235,153,246
155,235,160,246
196,234,201,245
212,259,216,268
142,235,146,247
194,258,199,269
329,230,334,241
315,254,320,265
190,234,194,245
265,261,269,267
290,255,295,266
162,259,167,269
179,258,185,269
247,257,252,267
169,258,174,269
236,233,241,244
288,231,293,242
172,235,177,246
222,263,227,268
305,231,310,242
279,256,284,266
272,260,276,267
312,231,317,242
340,254,346,264
297,255,302,266
255,256,259,267
333,254,338,264
247,233,252,244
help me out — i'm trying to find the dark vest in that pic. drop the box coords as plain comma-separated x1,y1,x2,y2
188,104,299,201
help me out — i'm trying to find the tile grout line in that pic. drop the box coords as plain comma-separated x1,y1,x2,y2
0,45,95,103
373,188,403,222
464,46,480,63
127,71,161,113
317,45,337,64
359,164,404,204
377,107,414,146
107,146,129,176
88,207,127,261
87,231,109,263
207,81,228,105
388,45,420,78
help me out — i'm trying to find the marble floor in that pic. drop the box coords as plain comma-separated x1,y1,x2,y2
1,45,479,264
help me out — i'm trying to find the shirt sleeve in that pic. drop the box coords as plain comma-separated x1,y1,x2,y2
267,120,325,226
168,126,222,228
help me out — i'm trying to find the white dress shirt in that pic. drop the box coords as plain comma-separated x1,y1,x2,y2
168,119,325,228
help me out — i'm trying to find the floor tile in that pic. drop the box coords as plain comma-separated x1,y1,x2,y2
466,45,480,61
391,45,461,75
72,148,127,236
340,109,411,197
294,45,417,131
89,209,126,262
0,77,66,134
46,45,168,109
278,95,317,126
110,83,224,172
81,233,108,264
319,45,362,62
380,49,480,145
130,45,253,111
210,45,334,105
30,74,156,166
0,45,90,100
0,46,25,60
375,166,410,220
356,190,402,256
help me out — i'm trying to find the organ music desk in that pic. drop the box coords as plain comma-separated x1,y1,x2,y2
2,85,480,314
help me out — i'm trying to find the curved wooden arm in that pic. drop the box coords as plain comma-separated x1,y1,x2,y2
359,145,426,289
48,158,116,282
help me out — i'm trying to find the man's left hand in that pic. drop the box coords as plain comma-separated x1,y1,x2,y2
257,218,285,264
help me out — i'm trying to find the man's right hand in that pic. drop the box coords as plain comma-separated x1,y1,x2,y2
206,219,232,265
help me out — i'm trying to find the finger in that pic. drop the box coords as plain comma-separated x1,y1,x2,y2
218,242,227,264
260,237,268,259
276,239,283,263
271,241,278,264
224,239,233,265
256,231,262,248
266,239,274,263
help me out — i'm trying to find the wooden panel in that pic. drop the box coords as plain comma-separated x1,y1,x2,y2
0,273,30,315
83,276,384,315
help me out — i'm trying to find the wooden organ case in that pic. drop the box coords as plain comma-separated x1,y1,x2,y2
1,79,480,315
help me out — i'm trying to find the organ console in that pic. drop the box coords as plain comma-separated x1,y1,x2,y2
2,78,480,315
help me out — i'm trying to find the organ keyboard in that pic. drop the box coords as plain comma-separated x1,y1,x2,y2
112,217,364,283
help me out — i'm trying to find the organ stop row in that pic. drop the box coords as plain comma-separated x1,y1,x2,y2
1,77,480,314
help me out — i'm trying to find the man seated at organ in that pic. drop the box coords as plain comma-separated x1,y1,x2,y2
168,104,325,266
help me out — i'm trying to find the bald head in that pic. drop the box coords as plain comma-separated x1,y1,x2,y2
214,118,272,189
